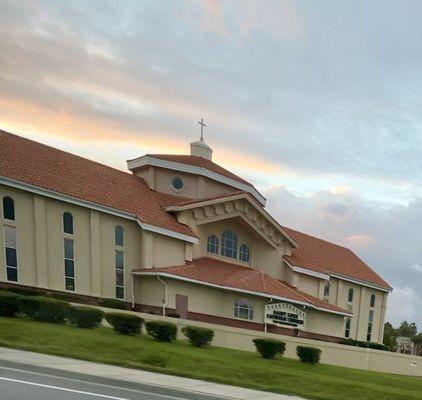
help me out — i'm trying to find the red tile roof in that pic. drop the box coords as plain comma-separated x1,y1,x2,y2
0,130,195,238
134,257,351,315
144,154,253,187
283,227,391,290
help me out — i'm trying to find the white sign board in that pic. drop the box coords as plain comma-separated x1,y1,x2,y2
265,302,306,329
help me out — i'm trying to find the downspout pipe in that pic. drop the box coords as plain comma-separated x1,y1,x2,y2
157,276,168,316
131,272,135,309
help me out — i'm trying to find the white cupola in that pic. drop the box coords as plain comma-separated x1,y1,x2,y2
190,138,213,160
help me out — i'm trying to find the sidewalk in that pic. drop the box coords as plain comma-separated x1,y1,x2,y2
0,347,303,400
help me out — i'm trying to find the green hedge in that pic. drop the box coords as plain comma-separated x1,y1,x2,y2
0,292,21,317
99,298,127,310
19,296,69,324
342,338,386,351
296,346,321,364
145,321,177,342
182,326,214,347
67,306,104,329
105,312,144,335
253,338,286,359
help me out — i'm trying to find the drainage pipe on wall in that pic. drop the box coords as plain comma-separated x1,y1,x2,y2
157,276,168,316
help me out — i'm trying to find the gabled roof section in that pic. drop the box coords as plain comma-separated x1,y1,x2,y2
283,227,392,291
165,192,298,249
133,257,352,316
127,154,267,206
0,130,196,242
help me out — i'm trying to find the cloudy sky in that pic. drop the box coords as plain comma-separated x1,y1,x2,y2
1,0,421,327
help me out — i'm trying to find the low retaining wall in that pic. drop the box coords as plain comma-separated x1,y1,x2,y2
96,306,422,377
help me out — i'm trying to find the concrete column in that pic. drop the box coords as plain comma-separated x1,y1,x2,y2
378,293,388,343
89,211,102,296
356,286,367,340
141,231,154,268
33,196,48,288
336,279,344,306
198,177,206,198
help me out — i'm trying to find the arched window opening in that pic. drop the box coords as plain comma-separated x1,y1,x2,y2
3,197,15,221
221,231,238,259
63,212,74,235
370,294,376,308
239,244,250,263
115,225,124,246
345,318,351,338
348,288,354,303
207,234,219,254
234,299,254,320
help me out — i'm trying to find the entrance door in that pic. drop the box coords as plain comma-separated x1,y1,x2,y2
175,294,188,319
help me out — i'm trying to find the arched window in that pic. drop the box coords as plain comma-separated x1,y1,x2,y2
239,244,250,263
221,231,238,259
3,197,15,221
63,212,74,235
234,299,254,320
370,294,376,308
348,288,354,303
207,234,219,254
115,225,124,246
345,318,351,338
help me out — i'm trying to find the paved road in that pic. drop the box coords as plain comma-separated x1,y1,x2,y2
0,360,224,400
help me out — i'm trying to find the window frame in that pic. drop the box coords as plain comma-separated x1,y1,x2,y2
234,299,254,321
63,212,74,235
367,309,374,341
207,234,219,254
115,250,125,299
221,230,238,259
348,288,354,304
64,238,75,291
239,244,250,263
115,225,124,247
2,197,15,221
370,294,376,308
345,318,351,338
4,225,18,282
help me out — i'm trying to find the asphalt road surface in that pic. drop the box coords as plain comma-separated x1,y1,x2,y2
0,360,224,400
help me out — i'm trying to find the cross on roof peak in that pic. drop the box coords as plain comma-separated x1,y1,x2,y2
198,118,206,141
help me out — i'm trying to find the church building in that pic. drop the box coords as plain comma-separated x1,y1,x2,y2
0,129,391,343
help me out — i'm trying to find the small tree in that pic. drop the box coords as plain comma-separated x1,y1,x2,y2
105,312,144,335
253,338,286,359
182,326,214,347
296,346,321,364
145,321,177,342
67,306,104,328
412,333,422,356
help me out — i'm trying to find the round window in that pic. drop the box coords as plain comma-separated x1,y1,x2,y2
172,177,184,190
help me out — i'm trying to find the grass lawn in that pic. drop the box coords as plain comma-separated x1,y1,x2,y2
0,317,421,400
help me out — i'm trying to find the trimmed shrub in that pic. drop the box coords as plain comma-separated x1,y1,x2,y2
99,298,127,310
47,292,84,303
67,306,104,329
19,296,69,323
253,338,286,359
145,321,177,342
105,312,143,335
296,346,321,364
182,326,214,347
342,338,387,351
6,287,41,297
0,292,21,317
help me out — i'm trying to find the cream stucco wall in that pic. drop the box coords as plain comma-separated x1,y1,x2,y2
136,276,345,338
0,185,186,303
135,167,237,199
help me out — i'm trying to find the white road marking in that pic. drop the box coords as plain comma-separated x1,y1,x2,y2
0,366,198,400
0,376,130,399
